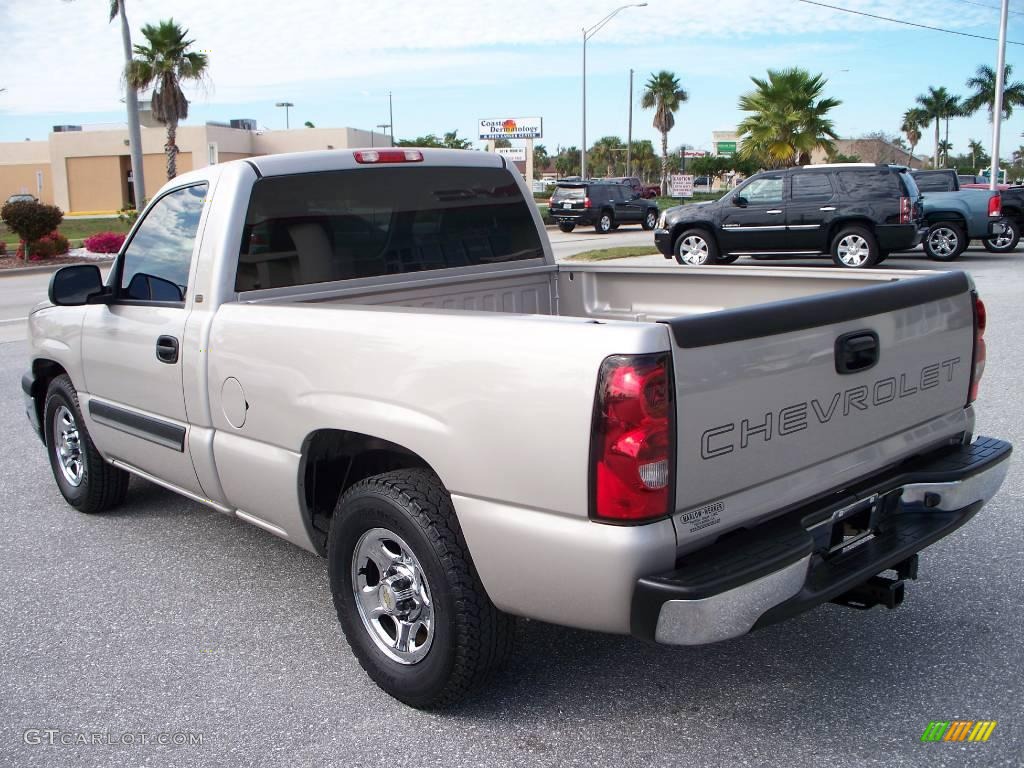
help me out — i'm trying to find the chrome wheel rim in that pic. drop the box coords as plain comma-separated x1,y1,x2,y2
645,212,657,228
987,228,1014,249
678,235,710,265
351,527,434,665
837,234,871,266
927,227,959,257
599,215,611,232
52,405,84,487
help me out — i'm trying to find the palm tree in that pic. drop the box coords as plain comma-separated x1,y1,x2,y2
937,140,953,166
967,138,987,169
532,144,550,174
589,136,623,177
640,71,688,194
901,108,928,165
916,87,961,168
555,147,580,178
962,64,1024,124
736,67,841,168
127,19,209,181
629,140,658,183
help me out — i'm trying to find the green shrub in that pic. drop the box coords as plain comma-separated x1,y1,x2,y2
0,200,64,259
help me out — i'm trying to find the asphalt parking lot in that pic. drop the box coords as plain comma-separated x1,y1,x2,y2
1,247,1021,767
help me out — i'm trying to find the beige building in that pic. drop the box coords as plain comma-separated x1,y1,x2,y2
810,138,925,168
0,121,391,214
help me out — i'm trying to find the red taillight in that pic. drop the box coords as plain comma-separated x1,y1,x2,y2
988,193,1002,217
591,353,674,522
584,196,592,208
899,196,912,224
968,295,987,404
353,149,424,164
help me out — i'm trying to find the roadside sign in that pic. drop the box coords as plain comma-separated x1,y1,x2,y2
478,117,543,140
670,174,694,198
496,147,527,162
715,141,737,156
682,150,707,158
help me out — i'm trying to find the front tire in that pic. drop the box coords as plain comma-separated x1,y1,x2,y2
328,469,514,708
595,211,614,234
983,218,1020,253
557,222,576,233
923,221,967,261
43,374,129,513
674,229,719,265
830,226,879,268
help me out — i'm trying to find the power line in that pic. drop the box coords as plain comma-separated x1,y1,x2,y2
796,0,1024,44
948,0,1024,17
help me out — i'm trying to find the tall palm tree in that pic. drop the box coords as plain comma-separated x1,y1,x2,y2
736,67,841,168
640,71,688,194
916,87,961,168
901,107,928,165
127,19,209,181
962,64,1024,124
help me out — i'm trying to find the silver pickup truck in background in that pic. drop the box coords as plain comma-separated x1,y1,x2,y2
23,149,1012,707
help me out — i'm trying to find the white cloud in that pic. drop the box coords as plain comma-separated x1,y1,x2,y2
0,0,993,115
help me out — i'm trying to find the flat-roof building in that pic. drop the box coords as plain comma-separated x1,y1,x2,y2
0,120,392,214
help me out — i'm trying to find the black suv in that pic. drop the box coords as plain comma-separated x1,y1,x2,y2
550,181,660,234
654,164,926,268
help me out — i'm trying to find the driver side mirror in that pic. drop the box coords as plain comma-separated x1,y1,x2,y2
48,264,109,306
733,195,748,208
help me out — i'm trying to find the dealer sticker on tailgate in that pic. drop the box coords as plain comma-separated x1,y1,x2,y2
679,501,723,534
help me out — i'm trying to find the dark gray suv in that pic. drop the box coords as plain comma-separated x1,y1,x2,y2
550,181,660,234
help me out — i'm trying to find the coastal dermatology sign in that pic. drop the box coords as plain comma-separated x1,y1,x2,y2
496,147,527,162
478,117,543,140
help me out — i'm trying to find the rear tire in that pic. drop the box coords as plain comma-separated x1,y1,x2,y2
595,211,614,234
557,222,576,233
642,210,658,230
674,229,719,265
982,218,1020,253
923,221,967,261
830,225,879,268
43,374,129,513
328,469,514,708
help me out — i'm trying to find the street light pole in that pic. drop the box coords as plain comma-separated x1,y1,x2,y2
275,102,294,130
581,3,647,180
389,92,394,145
627,68,634,177
990,0,1009,190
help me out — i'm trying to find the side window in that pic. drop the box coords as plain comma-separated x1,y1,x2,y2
119,184,207,302
836,171,900,199
741,177,784,205
791,173,834,201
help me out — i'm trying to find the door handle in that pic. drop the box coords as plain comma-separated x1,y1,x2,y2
766,209,783,214
156,335,179,364
820,206,837,211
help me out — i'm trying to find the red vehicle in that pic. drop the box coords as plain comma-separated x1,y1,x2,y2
606,176,660,199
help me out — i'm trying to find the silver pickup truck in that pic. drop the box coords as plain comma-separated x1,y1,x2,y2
22,149,1011,707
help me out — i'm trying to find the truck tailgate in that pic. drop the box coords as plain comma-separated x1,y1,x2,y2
662,271,976,550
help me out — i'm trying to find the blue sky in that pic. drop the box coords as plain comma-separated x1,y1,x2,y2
0,0,1021,162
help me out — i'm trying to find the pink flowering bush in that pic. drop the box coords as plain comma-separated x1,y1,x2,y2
83,231,126,254
16,230,70,260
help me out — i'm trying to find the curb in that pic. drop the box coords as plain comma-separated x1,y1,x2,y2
0,259,114,277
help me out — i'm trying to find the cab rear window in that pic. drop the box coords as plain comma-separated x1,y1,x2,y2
236,166,544,291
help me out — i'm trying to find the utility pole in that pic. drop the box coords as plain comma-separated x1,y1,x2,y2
990,0,1009,190
116,1,146,207
627,69,634,177
389,92,394,146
